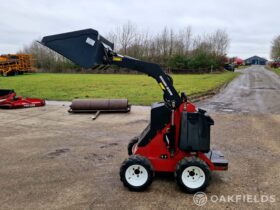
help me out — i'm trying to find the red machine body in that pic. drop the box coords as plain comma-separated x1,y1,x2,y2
0,90,45,109
133,102,227,172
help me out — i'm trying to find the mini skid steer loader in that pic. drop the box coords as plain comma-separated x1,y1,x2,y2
40,29,228,193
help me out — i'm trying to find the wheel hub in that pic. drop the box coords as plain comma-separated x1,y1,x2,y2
125,164,148,187
189,170,195,176
182,166,206,189
134,168,140,175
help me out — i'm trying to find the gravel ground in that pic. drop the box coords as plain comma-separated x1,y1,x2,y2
0,65,279,210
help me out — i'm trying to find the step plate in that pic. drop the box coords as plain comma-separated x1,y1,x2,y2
205,150,228,170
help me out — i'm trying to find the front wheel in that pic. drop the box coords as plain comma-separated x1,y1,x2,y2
175,157,210,193
120,155,154,191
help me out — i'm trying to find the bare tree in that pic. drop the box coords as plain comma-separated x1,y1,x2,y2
117,21,137,54
106,31,118,50
271,35,280,60
159,27,169,57
211,29,229,56
169,29,174,56
181,26,192,54
141,31,151,58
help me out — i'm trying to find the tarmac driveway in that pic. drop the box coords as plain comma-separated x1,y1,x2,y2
199,65,280,114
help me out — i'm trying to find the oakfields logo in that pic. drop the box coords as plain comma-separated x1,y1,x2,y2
193,192,276,206
193,192,207,206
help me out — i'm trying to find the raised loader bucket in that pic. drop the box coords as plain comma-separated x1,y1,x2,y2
40,29,114,68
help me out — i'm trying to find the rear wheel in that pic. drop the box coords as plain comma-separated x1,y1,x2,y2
175,157,210,193
127,137,138,155
120,155,154,191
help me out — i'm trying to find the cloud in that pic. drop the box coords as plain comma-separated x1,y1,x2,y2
0,0,279,59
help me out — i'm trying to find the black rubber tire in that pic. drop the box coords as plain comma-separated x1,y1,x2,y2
175,157,211,193
127,137,138,155
120,155,154,191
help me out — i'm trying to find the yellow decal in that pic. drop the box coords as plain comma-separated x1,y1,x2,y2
113,56,122,62
159,82,165,90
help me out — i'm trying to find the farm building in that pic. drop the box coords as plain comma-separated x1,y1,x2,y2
244,56,267,65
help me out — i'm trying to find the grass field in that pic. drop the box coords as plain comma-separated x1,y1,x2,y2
272,68,280,75
237,65,249,70
0,72,238,105
266,66,280,76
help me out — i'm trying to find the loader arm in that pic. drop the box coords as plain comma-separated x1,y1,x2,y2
110,55,182,108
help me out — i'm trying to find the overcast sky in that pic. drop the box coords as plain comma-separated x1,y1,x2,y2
1,0,279,59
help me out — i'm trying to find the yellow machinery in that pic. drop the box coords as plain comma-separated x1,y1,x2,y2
0,54,36,76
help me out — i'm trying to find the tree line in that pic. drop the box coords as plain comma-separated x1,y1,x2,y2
21,22,230,73
271,35,280,61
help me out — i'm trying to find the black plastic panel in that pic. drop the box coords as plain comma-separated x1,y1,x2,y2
179,111,214,152
150,102,171,131
138,102,171,146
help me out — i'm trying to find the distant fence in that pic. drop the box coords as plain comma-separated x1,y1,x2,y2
38,67,223,74
168,68,216,74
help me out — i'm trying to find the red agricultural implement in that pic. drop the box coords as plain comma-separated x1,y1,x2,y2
0,89,45,109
